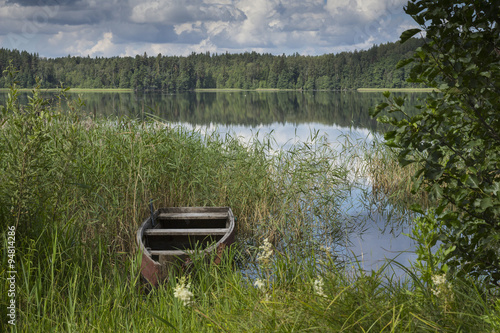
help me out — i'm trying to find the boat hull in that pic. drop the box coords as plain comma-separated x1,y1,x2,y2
137,207,235,286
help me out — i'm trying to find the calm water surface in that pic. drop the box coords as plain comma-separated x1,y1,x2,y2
2,90,428,271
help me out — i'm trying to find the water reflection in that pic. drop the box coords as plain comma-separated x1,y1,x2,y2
1,90,426,132
186,122,374,151
344,186,418,274
349,212,417,272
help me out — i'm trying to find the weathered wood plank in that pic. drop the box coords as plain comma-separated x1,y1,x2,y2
149,250,186,256
144,228,229,236
158,212,228,220
160,207,229,214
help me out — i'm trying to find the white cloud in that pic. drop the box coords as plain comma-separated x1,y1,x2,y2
232,0,283,46
174,22,203,35
85,32,115,57
48,31,66,45
57,32,95,55
149,37,219,56
45,30,118,57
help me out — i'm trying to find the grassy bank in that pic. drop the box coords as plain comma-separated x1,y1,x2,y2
0,87,436,94
195,88,302,92
357,88,437,92
0,88,133,93
1,85,499,332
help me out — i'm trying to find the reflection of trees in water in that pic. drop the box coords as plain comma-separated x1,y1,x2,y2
1,91,427,132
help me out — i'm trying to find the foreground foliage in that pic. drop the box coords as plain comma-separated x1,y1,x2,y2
373,0,500,286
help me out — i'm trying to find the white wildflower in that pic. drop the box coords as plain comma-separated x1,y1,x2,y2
313,276,326,297
431,273,454,309
431,274,447,297
173,276,194,306
432,274,446,286
320,245,332,252
256,238,273,264
254,278,266,291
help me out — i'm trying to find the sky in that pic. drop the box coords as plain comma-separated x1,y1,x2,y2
0,0,417,58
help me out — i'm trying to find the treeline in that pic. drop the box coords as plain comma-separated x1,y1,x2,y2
0,39,424,91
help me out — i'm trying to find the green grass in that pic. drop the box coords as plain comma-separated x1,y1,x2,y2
0,88,133,93
1,84,499,332
357,88,437,92
194,88,248,92
194,88,299,92
1,87,435,93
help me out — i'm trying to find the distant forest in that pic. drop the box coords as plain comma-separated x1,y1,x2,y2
0,38,424,91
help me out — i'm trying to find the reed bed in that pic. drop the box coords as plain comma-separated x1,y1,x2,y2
361,137,430,213
1,86,499,332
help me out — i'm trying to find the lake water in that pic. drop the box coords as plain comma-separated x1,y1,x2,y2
1,89,427,272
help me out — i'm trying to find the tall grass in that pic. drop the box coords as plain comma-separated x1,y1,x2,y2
361,136,430,214
1,84,499,332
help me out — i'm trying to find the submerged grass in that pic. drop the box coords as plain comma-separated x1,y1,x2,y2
1,85,499,332
364,137,430,212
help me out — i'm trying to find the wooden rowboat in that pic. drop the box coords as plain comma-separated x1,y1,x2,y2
137,206,235,286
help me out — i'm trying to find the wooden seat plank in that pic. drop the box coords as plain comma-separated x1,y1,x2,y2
144,228,229,236
149,250,186,256
157,212,228,220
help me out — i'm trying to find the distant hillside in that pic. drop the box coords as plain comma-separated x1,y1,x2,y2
0,38,425,91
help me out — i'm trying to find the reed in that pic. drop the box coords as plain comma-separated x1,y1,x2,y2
1,84,498,332
363,137,430,213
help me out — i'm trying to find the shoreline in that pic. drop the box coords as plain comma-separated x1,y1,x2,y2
0,87,436,93
357,87,436,92
0,88,133,93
